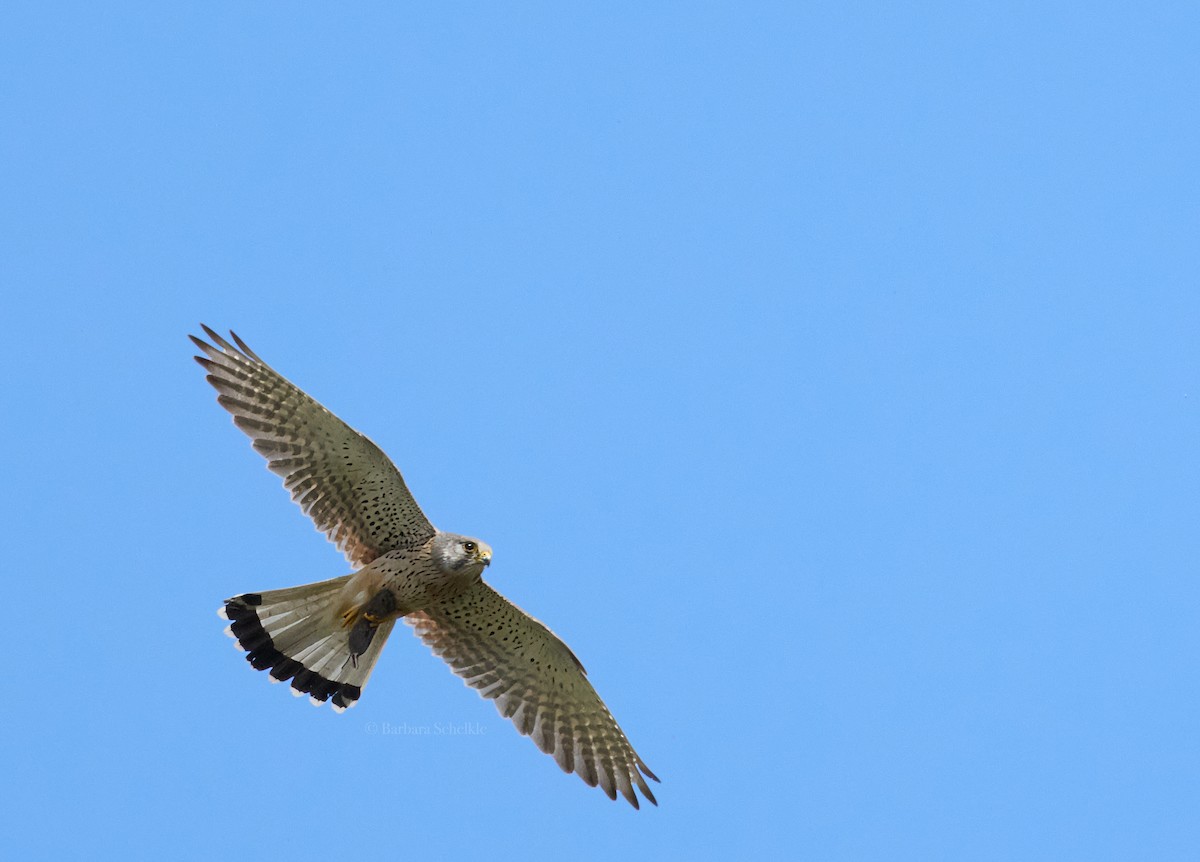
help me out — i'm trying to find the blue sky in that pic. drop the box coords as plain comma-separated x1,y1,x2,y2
3,2,1197,859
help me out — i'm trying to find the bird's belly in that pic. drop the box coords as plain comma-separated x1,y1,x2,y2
384,568,475,614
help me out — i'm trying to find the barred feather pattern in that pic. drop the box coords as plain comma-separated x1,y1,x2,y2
191,325,435,567
407,582,660,808
219,575,396,712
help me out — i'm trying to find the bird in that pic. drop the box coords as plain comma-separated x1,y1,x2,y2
192,325,659,808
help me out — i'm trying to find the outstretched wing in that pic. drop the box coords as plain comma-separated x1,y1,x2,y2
192,325,436,566
406,581,660,808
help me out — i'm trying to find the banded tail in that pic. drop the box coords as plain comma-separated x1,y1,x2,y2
218,574,394,712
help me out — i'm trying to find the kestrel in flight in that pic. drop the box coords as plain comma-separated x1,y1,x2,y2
193,326,659,808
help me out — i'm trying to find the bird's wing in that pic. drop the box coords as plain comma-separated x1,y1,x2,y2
192,325,436,566
406,581,659,808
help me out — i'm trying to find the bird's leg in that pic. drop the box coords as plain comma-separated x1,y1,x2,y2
335,564,385,630
348,588,397,659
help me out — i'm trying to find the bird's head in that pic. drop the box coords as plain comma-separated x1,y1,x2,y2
431,532,493,577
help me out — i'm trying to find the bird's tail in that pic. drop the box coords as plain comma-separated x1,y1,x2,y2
219,574,395,712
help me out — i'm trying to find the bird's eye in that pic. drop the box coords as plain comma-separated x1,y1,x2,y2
463,541,476,553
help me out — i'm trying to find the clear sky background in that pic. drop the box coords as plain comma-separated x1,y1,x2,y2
2,3,1197,859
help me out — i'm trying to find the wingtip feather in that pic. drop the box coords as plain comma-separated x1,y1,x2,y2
229,330,263,362
638,758,660,783
200,323,227,347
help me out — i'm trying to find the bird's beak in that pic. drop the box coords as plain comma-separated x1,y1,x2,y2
480,550,492,566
